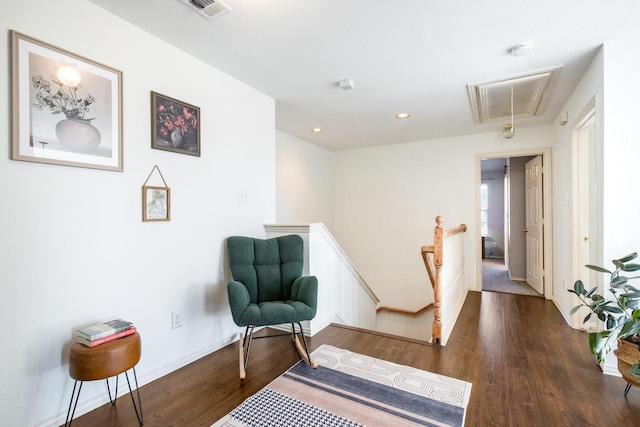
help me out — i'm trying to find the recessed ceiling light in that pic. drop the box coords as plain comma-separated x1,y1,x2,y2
311,128,323,133
396,113,410,119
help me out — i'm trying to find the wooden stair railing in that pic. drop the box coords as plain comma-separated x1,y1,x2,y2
376,302,434,315
422,216,467,344
376,215,467,345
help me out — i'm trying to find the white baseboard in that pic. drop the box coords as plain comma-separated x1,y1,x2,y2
602,363,622,377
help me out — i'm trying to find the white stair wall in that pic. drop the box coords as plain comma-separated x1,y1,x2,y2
265,223,379,335
375,310,435,342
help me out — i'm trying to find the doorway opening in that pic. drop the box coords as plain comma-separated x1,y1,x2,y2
478,152,551,298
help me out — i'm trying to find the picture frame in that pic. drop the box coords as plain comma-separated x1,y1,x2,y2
10,30,123,171
151,91,200,156
143,186,171,222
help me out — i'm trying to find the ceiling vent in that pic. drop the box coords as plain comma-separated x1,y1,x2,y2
467,67,562,124
180,0,231,20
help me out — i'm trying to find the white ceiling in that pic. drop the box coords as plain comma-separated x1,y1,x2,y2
89,0,640,151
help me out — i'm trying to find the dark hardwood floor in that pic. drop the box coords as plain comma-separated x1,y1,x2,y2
65,291,640,427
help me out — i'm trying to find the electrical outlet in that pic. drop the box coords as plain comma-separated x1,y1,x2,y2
172,311,183,329
237,190,248,204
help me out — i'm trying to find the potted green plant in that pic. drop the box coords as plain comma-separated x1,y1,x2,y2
568,253,640,379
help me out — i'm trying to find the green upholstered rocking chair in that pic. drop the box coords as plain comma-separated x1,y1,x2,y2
226,234,318,379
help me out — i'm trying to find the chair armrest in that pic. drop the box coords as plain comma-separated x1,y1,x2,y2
227,280,251,324
291,276,318,310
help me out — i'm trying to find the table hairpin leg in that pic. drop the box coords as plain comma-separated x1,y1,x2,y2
65,370,143,427
125,367,144,425
64,381,83,427
106,375,118,405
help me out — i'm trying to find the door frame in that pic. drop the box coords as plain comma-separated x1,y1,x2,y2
570,96,600,329
476,147,553,299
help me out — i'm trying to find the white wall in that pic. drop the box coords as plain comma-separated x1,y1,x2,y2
276,131,334,229
0,2,276,426
599,31,640,374
550,31,640,376
551,47,604,321
331,128,553,309
602,33,640,265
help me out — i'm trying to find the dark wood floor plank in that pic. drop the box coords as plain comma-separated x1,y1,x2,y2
63,291,640,427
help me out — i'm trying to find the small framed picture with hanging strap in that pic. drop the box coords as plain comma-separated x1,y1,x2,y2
142,165,170,222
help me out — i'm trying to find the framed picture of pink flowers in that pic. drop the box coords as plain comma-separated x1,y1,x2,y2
151,91,200,156
10,30,123,171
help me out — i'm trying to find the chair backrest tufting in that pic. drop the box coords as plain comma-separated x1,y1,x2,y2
227,235,304,304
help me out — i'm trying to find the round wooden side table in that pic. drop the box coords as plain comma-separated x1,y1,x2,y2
65,332,143,426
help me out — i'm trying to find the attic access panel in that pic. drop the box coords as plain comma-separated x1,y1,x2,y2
467,67,561,124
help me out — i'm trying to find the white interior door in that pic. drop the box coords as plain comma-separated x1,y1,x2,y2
571,99,597,329
503,170,510,268
576,119,593,287
525,156,544,293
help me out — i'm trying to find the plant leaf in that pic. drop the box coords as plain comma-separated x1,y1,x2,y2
630,363,640,378
590,333,608,363
573,280,585,294
621,290,640,298
604,306,624,314
625,284,640,293
618,253,638,263
622,263,640,272
585,287,598,298
611,277,628,288
619,319,640,337
569,305,583,316
588,332,598,353
586,265,611,274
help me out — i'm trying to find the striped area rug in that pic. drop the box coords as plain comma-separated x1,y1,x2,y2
212,344,471,427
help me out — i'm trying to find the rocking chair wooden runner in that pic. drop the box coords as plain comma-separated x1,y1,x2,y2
226,235,318,379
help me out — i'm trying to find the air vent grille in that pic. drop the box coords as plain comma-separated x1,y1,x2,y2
180,0,231,20
201,3,226,17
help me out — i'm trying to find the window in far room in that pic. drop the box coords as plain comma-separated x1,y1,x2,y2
480,183,488,237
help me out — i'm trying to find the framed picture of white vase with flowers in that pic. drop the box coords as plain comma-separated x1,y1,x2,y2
151,91,200,157
10,30,123,171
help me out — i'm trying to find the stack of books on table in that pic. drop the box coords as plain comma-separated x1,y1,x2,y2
77,319,136,347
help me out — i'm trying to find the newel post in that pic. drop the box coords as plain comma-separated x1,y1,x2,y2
432,216,444,344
